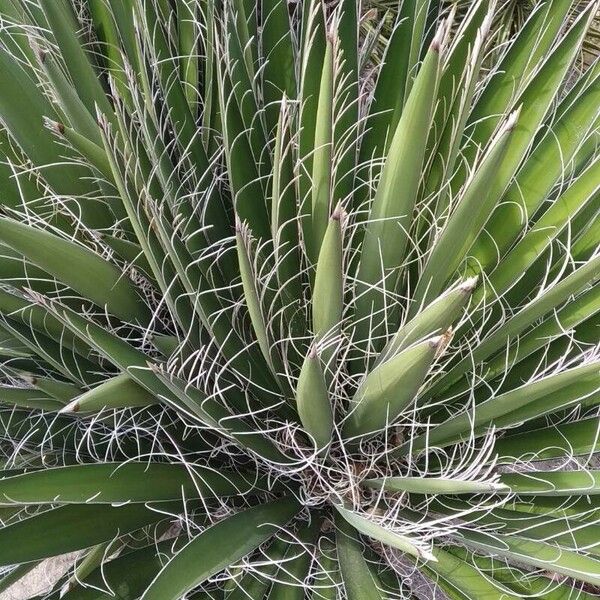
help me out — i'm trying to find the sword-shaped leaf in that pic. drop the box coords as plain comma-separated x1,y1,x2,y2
140,497,300,600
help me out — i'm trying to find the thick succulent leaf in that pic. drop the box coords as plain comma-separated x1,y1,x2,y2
409,360,599,453
0,218,149,324
0,386,63,411
298,0,327,228
0,462,258,504
482,157,600,299
495,417,600,462
346,336,444,438
436,499,600,556
271,99,302,301
310,537,339,600
0,3,598,599
296,346,333,448
499,471,600,496
308,35,335,263
375,277,476,367
267,522,319,599
38,0,112,118
364,476,507,495
140,497,300,600
457,528,600,587
363,0,440,164
448,546,600,600
427,255,600,397
423,547,521,600
312,207,344,341
470,59,600,271
225,539,289,600
334,504,435,561
354,34,441,351
58,541,175,600
61,373,155,413
463,0,574,167
335,514,385,600
412,110,519,311
0,502,179,566
0,43,103,211
261,0,295,134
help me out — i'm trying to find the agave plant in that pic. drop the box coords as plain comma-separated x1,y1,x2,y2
0,0,599,598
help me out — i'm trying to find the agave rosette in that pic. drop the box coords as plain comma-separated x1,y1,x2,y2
0,0,599,598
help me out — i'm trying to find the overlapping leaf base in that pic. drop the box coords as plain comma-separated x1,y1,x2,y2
0,0,599,598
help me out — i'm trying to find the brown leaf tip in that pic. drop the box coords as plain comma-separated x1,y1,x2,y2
43,117,65,135
430,21,446,54
331,202,346,223
430,328,454,358
460,276,479,294
505,106,522,132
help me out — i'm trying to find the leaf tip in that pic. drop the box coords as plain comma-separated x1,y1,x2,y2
460,276,479,294
59,399,80,414
43,117,65,136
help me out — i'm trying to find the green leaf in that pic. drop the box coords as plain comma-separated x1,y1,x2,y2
335,513,385,600
177,0,199,114
0,218,149,324
346,336,445,438
332,0,359,207
261,0,296,134
296,346,333,448
436,499,600,557
39,0,112,119
423,547,521,600
308,34,335,263
312,207,344,341
271,98,301,301
411,110,520,312
226,539,289,600
140,497,300,600
443,284,600,401
499,470,600,496
495,416,600,463
235,220,279,376
334,504,435,561
267,522,319,599
463,0,573,167
427,255,600,397
362,0,438,164
0,386,63,411
0,462,258,504
480,156,600,299
363,476,507,495
61,373,156,413
298,0,326,245
0,502,178,566
376,277,476,368
354,34,442,353
310,537,339,600
59,540,176,600
409,360,599,453
457,528,600,588
469,58,600,271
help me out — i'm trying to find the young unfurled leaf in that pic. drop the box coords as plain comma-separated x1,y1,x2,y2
354,29,443,352
312,205,344,341
346,334,448,438
296,345,333,448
